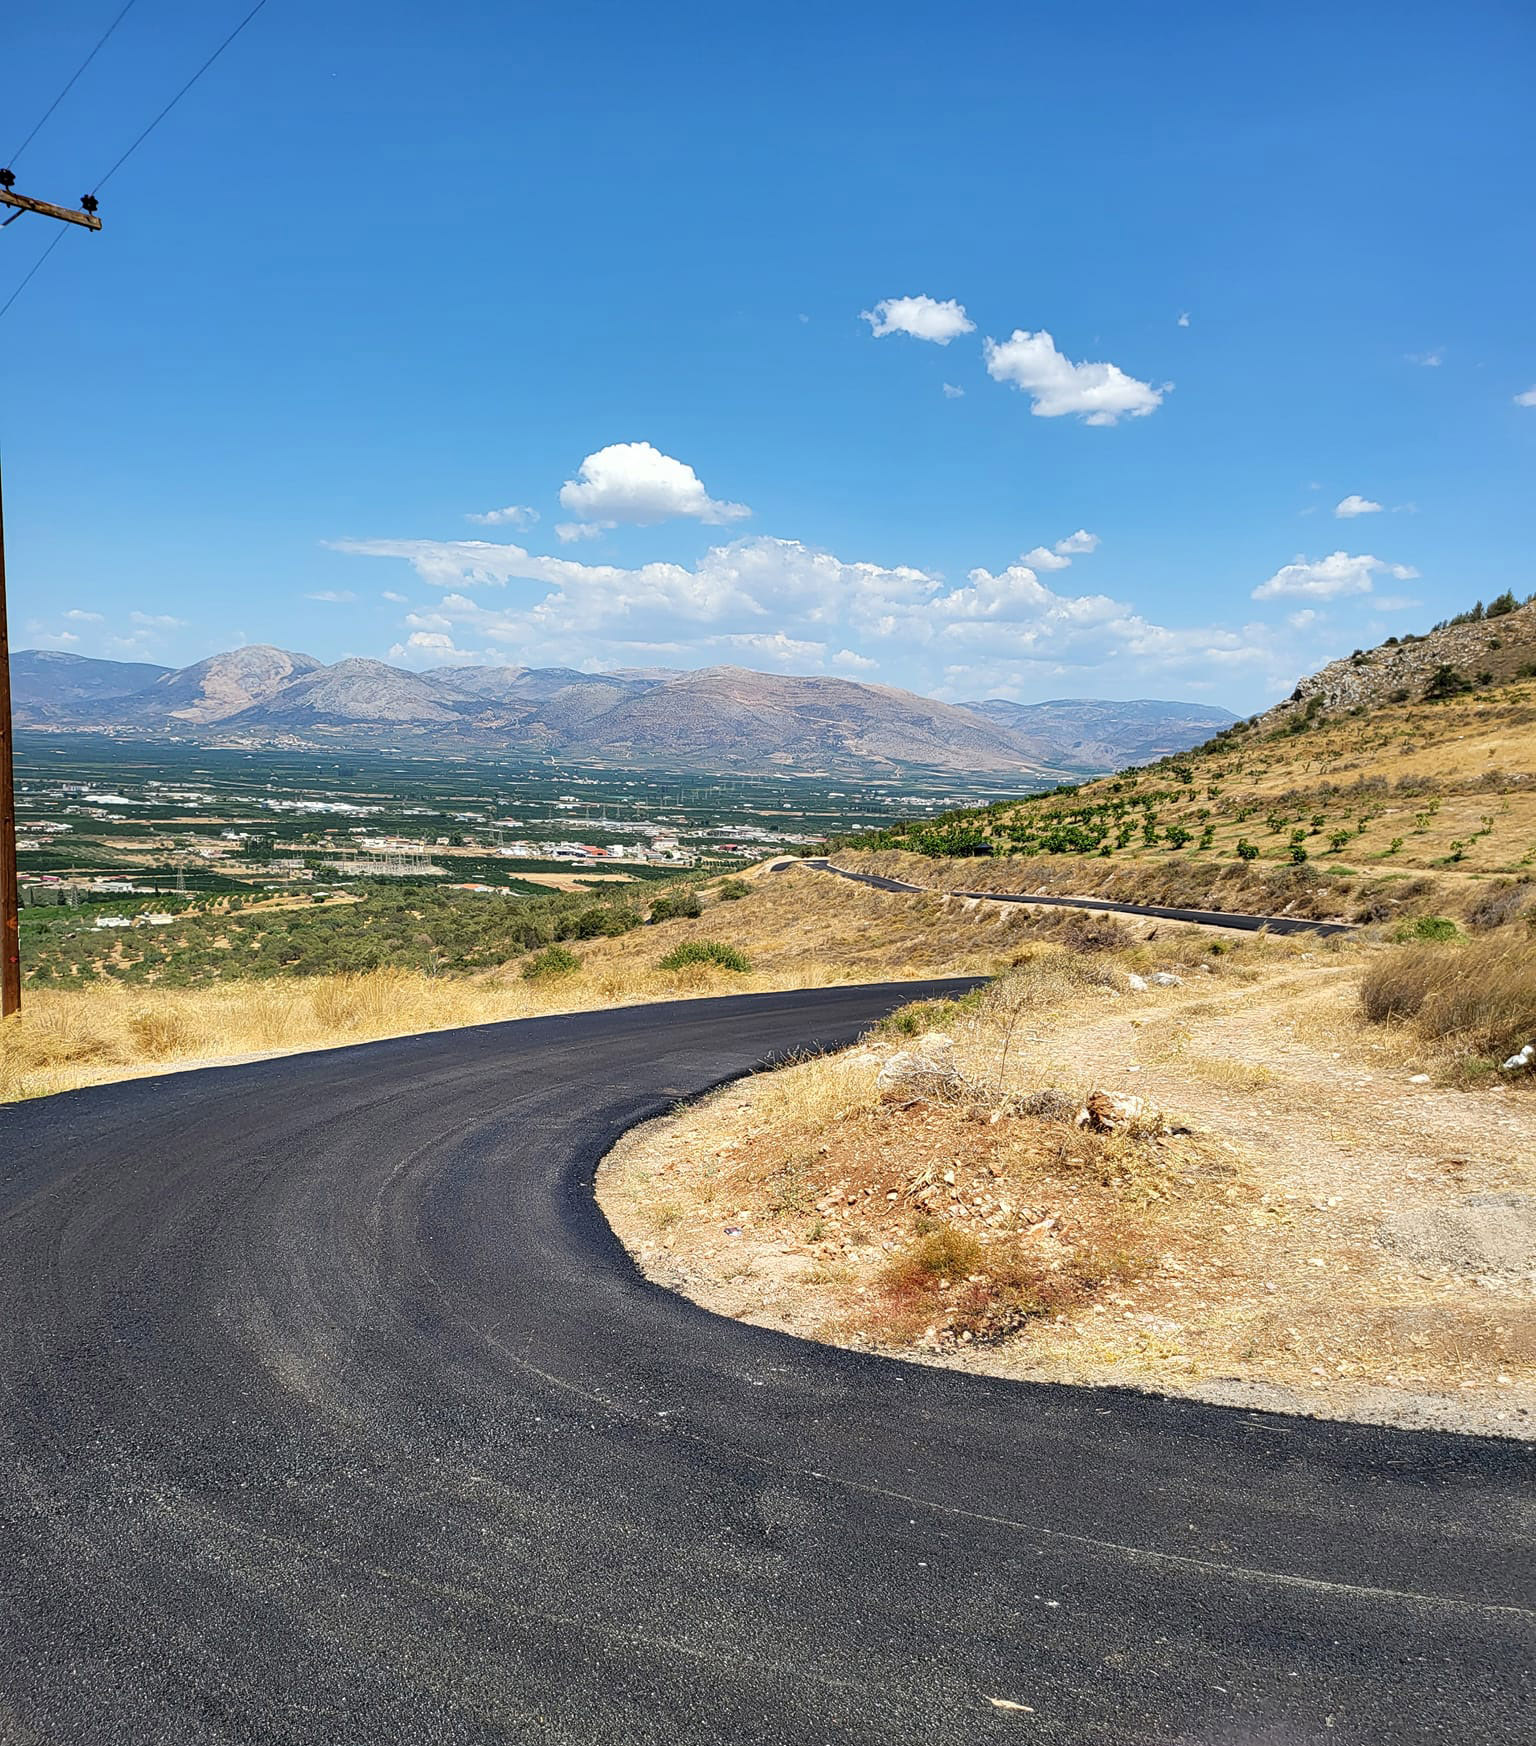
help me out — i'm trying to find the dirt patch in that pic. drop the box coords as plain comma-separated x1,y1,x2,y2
599,949,1536,1438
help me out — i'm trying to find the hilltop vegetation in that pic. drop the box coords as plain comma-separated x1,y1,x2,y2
834,595,1536,931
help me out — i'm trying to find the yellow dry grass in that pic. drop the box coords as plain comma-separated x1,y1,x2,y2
1,866,1011,1104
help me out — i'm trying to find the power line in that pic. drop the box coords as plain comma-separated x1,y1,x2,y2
92,0,272,194
7,0,142,169
0,226,70,323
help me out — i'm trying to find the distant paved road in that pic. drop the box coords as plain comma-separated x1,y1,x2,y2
1,985,1527,1744
799,857,1358,936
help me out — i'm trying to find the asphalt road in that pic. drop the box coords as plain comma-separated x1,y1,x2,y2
799,858,1358,936
1,984,1528,1744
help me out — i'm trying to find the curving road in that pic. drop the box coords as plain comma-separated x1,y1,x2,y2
1,984,1528,1744
798,858,1358,937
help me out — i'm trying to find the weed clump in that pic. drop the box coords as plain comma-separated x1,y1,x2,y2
1392,915,1459,942
715,879,752,902
658,940,752,972
873,1218,1138,1343
522,944,582,981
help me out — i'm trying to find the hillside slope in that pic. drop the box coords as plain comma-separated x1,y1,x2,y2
840,596,1536,925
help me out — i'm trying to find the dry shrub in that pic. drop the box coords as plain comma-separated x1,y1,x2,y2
1056,911,1134,954
126,1007,200,1060
1360,933,1536,1059
872,1217,1140,1344
1465,883,1533,933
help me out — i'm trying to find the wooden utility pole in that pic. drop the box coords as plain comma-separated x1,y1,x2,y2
0,174,101,1017
0,457,18,1017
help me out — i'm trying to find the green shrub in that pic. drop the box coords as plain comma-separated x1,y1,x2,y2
658,940,751,972
1392,915,1459,942
521,944,582,980
716,878,752,901
648,889,704,923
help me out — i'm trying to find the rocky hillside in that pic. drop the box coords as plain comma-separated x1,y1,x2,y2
1262,595,1536,725
12,647,1227,778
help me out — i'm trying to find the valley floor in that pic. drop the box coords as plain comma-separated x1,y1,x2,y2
600,947,1536,1439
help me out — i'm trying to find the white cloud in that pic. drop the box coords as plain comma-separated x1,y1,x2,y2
982,329,1165,424
64,608,103,622
1018,530,1098,571
381,590,408,604
1407,349,1443,367
388,630,489,664
1177,312,1191,327
1020,546,1072,572
306,589,357,603
467,504,539,528
860,295,974,345
335,522,1299,703
941,382,965,399
129,611,187,629
555,521,608,543
1054,529,1099,555
714,631,827,666
1515,386,1536,408
1287,609,1319,630
1334,494,1383,518
1252,551,1416,602
558,441,750,527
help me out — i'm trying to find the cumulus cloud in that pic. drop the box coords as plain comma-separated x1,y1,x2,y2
1020,546,1072,572
861,295,975,344
554,521,608,543
558,441,750,527
1516,386,1536,408
941,382,965,399
381,590,408,604
467,504,538,528
64,608,103,622
1334,494,1383,518
1054,529,1099,555
1252,552,1417,602
335,521,1298,702
982,330,1164,424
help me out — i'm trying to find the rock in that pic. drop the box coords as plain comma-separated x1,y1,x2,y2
1125,973,1149,993
1075,1091,1164,1134
1376,1195,1536,1276
876,1046,965,1104
1150,972,1183,987
1408,1073,1431,1084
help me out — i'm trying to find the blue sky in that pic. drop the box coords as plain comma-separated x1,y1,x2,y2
3,0,1532,710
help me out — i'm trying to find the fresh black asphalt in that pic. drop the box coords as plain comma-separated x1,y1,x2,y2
0,983,1528,1743
800,858,1359,936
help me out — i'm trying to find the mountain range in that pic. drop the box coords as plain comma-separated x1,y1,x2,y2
12,646,1236,778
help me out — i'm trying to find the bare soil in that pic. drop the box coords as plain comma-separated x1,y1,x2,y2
600,951,1536,1438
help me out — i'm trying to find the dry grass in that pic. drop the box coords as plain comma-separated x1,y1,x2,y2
0,865,1013,1104
1360,930,1536,1065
